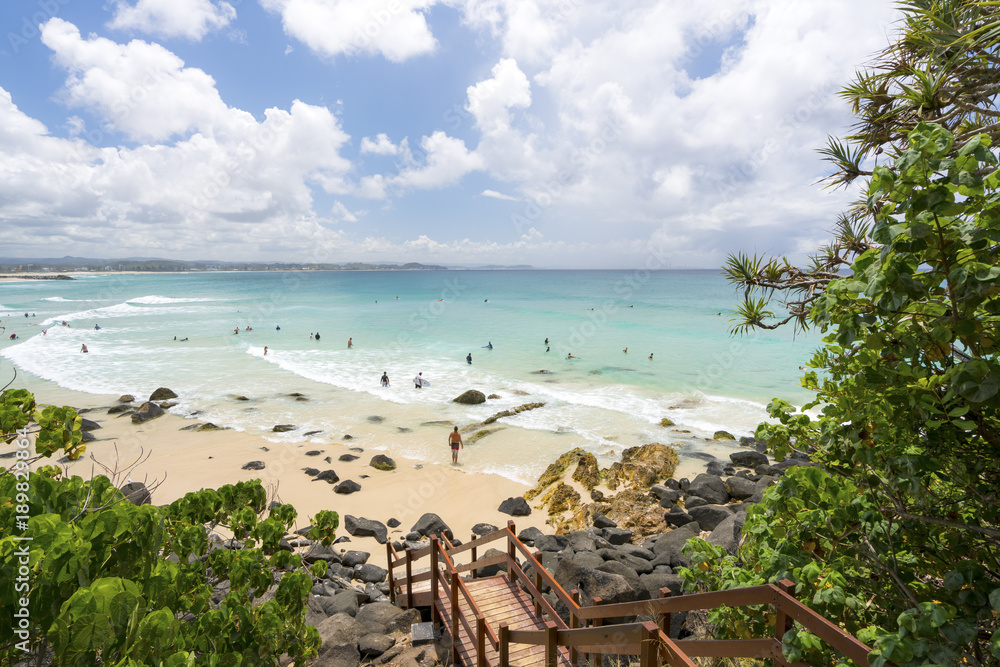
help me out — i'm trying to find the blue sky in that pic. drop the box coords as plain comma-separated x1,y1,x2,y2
0,0,898,268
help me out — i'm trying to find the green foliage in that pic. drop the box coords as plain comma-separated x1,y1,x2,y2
697,122,1000,666
1,389,339,665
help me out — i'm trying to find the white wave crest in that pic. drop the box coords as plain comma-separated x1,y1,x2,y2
127,295,220,304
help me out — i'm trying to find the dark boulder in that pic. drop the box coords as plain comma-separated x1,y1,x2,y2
475,548,507,577
355,602,421,635
687,473,730,505
724,475,757,500
314,470,340,484
410,513,453,540
472,523,499,536
517,526,544,545
356,563,388,583
369,455,396,471
107,404,131,414
707,513,746,555
602,527,633,546
131,402,164,424
119,481,150,506
344,516,388,544
688,504,735,531
334,480,361,494
593,514,617,529
339,454,359,462
80,418,101,431
272,424,296,432
553,559,637,605
118,394,135,403
535,534,569,552
241,461,265,470
498,496,531,516
730,450,768,468
652,523,700,567
665,509,697,527
149,387,177,401
453,390,487,405
341,551,369,567
358,633,395,657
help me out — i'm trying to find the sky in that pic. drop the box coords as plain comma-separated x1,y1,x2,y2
0,0,899,268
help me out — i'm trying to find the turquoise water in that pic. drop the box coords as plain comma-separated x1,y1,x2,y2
0,270,819,483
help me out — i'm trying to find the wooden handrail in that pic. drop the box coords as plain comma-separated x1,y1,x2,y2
502,554,568,630
505,527,579,612
773,584,872,666
574,583,776,620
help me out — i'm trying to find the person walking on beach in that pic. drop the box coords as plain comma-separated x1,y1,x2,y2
449,426,464,464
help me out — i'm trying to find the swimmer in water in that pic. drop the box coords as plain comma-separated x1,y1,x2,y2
648,353,654,359
234,328,239,335
544,338,549,344
314,332,321,341
81,344,88,353
546,346,550,352
623,347,628,353
276,325,281,330
347,337,352,348
264,346,268,355
566,353,576,359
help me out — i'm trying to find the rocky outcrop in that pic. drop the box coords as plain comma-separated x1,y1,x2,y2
334,480,361,494
410,513,453,541
369,455,396,471
452,390,486,404
713,430,736,440
272,424,297,432
498,497,531,516
604,444,678,491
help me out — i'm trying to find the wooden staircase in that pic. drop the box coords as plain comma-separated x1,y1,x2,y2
386,521,872,667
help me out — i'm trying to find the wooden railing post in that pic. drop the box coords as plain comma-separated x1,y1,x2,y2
657,586,672,637
569,589,580,666
774,579,795,644
451,572,460,665
471,533,478,579
386,542,396,603
544,620,557,667
639,621,659,667
404,547,413,609
533,551,544,618
476,615,487,667
430,536,439,624
499,622,510,667
591,596,604,667
507,524,517,578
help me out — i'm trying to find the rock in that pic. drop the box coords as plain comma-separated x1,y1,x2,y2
410,513,453,540
687,473,730,505
616,544,655,561
315,612,366,646
303,467,320,476
107,404,131,414
358,633,395,657
572,551,606,570
602,527,633,545
652,523,700,566
593,514,617,529
553,558,638,605
660,417,675,427
498,496,531,516
688,504,735,531
487,393,501,399
707,513,746,555
119,481,150,505
304,430,323,436
131,402,165,424
306,450,323,456
475,548,507,577
453,389,486,405
335,455,358,465
596,561,641,591
386,518,400,528
320,591,360,618
472,523,499,536
535,534,569,552
80,418,101,432
118,394,135,403
713,430,736,440
149,387,177,401
367,416,385,423
517,527,544,545
344,516,388,544
637,572,684,599
730,450,768,468
241,461,265,470
369,455,396,471
664,510,697,527
334,480,362,494
312,470,339,484
231,395,250,401
724,476,757,500
598,549,653,575
685,496,709,509
342,434,353,440
475,402,545,428
196,422,220,431
355,602,421,635
740,436,768,452
341,551,370,567
272,424,296,432
303,542,341,563
356,563,388,583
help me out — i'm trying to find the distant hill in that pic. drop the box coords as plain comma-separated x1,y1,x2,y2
0,257,536,273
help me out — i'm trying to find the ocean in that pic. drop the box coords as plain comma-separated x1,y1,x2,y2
0,270,820,484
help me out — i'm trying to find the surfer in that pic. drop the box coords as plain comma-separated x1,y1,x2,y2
94,324,101,330
315,332,321,341
546,346,550,352
380,372,389,387
276,325,281,330
81,344,88,353
414,372,424,389
179,337,188,341
566,353,577,359
347,337,353,348
486,342,493,349
544,337,549,344
466,353,472,364
449,426,464,464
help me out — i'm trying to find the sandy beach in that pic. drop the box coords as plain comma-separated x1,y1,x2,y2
13,382,552,557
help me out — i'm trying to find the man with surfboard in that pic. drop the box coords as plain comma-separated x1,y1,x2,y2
413,372,429,389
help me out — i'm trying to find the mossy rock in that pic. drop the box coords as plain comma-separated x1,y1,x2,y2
524,447,589,500
539,482,581,516
713,430,736,440
466,427,503,444
369,454,396,471
660,417,675,427
604,444,678,491
571,452,601,490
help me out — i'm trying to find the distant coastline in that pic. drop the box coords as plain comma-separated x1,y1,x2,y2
0,257,535,274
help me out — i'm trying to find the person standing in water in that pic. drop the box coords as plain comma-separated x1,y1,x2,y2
81,344,88,353
380,372,390,387
466,353,472,364
347,337,353,348
264,346,268,355
449,426,464,464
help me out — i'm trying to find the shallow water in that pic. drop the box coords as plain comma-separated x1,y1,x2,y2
0,270,819,484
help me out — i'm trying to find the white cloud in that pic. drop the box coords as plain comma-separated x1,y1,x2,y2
392,131,483,190
261,0,437,62
360,133,400,155
481,189,518,201
331,201,359,222
466,58,531,135
108,0,236,40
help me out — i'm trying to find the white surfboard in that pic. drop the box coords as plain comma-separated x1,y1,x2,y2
413,376,430,387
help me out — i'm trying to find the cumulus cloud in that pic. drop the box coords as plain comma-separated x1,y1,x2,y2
481,189,518,201
108,0,236,40
261,0,437,62
360,133,400,155
392,131,483,190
